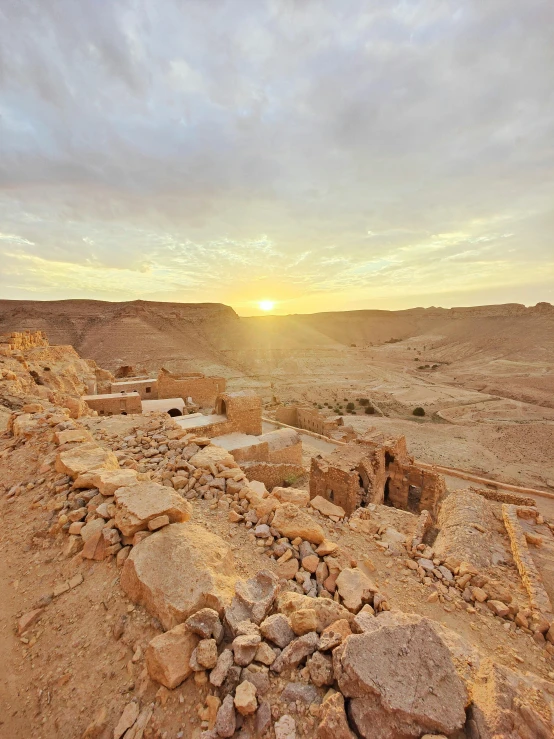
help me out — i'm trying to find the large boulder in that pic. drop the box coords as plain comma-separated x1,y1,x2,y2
189,446,238,470
272,503,325,545
55,442,119,478
114,481,191,536
334,611,468,739
120,523,237,630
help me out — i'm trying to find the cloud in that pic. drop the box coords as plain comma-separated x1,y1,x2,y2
0,0,553,313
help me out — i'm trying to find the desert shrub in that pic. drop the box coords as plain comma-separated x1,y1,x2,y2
413,407,425,417
346,402,355,410
359,398,370,406
365,405,375,415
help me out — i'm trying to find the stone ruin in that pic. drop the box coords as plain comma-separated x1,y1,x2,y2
310,435,446,518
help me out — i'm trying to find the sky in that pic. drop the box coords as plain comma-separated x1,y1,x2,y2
0,0,553,316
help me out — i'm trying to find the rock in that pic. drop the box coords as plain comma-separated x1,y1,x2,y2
277,591,353,632
317,693,356,739
334,612,467,738
272,487,310,506
82,528,121,560
210,649,234,687
255,701,272,736
89,468,138,496
197,638,218,669
241,664,271,696
281,682,320,704
82,707,108,739
80,518,106,543
215,694,236,738
277,558,299,580
55,443,119,478
55,428,92,445
381,526,406,545
471,586,488,603
121,523,236,630
260,613,295,648
301,554,320,573
18,608,44,635
272,504,325,545
487,600,510,618
148,514,170,531
233,634,261,666
307,651,334,686
290,608,318,636
186,608,223,641
352,604,376,632
316,540,338,556
114,482,191,536
225,569,279,632
145,623,199,689
255,641,276,666
190,446,237,469
221,665,242,696
318,619,352,651
271,632,319,673
234,680,258,715
275,715,296,739
309,495,345,519
335,568,378,612
113,701,139,739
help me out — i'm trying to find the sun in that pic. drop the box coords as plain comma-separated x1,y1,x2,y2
258,300,275,312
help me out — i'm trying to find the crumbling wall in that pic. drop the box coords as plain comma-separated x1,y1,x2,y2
275,406,298,426
0,330,49,354
310,457,363,514
242,461,305,491
157,369,226,406
217,392,262,436
259,428,303,466
387,463,444,518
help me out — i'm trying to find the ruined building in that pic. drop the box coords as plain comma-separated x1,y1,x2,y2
310,434,445,517
276,404,343,437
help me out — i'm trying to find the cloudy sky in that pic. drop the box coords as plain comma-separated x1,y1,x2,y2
1,0,553,315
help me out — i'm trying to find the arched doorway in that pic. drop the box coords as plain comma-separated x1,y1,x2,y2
167,408,182,417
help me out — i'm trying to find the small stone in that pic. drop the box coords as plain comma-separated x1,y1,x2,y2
307,651,334,686
487,600,509,618
260,613,295,648
302,555,320,573
233,634,261,666
271,632,319,673
318,619,352,651
186,608,223,641
471,587,488,603
275,714,296,739
113,701,139,739
197,638,218,669
210,649,234,687
290,609,318,636
17,608,44,636
255,641,276,666
215,694,236,738
148,514,170,531
234,680,257,715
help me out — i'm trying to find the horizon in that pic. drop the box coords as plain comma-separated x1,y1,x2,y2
1,1,553,316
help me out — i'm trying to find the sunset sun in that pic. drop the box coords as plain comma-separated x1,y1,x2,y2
258,300,275,312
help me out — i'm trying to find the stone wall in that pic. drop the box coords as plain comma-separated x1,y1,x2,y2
0,330,49,355
242,461,305,491
157,369,226,407
387,462,445,518
275,405,340,437
84,393,142,416
268,442,303,466
216,392,262,436
275,407,298,426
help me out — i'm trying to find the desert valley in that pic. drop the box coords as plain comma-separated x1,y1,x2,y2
1,299,554,739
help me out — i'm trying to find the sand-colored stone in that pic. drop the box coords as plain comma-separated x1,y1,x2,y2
55,442,119,478
272,487,310,506
309,495,346,518
90,468,139,496
189,445,237,470
272,503,325,545
277,591,353,632
121,522,237,630
145,624,199,689
55,428,93,445
114,482,191,536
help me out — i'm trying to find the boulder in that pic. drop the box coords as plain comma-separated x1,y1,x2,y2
120,523,237,630
335,569,378,612
145,623,199,689
317,693,357,739
309,495,346,519
334,612,467,739
114,482,192,536
55,442,119,478
272,504,325,544
272,487,310,506
225,569,279,632
277,591,353,632
55,428,93,445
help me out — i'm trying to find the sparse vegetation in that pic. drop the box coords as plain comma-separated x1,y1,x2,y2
346,402,355,411
413,407,425,417
359,398,370,406
365,405,375,415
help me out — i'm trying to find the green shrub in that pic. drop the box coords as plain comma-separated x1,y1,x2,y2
346,402,355,411
413,407,425,417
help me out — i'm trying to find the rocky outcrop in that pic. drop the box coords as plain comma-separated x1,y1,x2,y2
120,523,237,630
334,611,467,738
